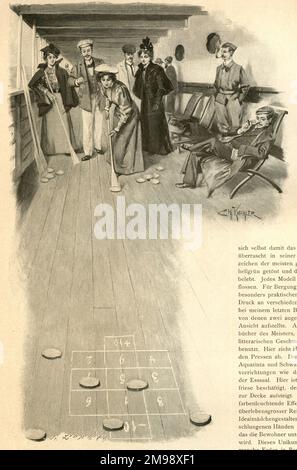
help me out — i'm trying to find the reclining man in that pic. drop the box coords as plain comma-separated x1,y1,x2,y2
175,106,275,197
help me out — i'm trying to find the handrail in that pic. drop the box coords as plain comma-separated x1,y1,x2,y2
9,89,25,97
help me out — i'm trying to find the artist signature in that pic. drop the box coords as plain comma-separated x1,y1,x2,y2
217,205,261,221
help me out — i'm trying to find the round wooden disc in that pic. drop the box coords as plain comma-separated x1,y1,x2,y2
79,377,100,389
41,348,62,360
110,186,121,192
103,418,124,431
151,178,160,185
145,174,153,180
190,412,212,426
56,170,64,176
47,168,54,173
25,428,47,441
156,166,164,171
40,177,49,183
46,173,55,179
126,379,148,391
136,177,146,183
153,173,160,179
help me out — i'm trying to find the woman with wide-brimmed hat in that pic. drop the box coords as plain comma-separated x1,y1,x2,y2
29,43,79,156
133,37,173,155
95,63,144,175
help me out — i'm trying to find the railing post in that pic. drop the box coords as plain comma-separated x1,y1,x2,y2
16,14,23,89
31,19,37,75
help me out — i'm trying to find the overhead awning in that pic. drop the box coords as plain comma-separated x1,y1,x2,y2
10,2,207,60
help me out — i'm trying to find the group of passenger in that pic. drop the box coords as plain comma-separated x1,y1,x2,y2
29,37,276,196
29,36,174,176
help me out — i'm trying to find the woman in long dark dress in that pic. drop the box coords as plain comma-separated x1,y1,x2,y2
133,37,173,155
29,43,79,156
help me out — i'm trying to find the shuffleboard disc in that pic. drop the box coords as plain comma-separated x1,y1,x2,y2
156,166,164,171
41,348,62,360
190,412,212,426
56,170,64,176
145,174,153,180
46,173,55,179
41,177,49,183
47,168,54,173
25,429,46,441
79,377,100,389
136,177,146,183
103,418,124,431
151,178,160,185
127,379,148,391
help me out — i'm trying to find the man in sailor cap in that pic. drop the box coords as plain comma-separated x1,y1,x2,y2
68,39,105,161
214,42,250,134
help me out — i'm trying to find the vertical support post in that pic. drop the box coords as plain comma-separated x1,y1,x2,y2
36,34,40,68
14,95,22,179
39,36,47,63
31,19,36,75
16,14,23,89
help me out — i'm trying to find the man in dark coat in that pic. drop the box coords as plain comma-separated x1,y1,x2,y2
164,56,178,113
133,37,173,155
176,106,275,197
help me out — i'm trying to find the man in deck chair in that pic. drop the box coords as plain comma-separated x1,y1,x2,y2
68,39,105,161
176,106,275,197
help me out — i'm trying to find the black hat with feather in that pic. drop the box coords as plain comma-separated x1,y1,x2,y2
139,36,154,57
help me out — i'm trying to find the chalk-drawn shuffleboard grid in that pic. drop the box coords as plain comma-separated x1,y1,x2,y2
69,335,187,440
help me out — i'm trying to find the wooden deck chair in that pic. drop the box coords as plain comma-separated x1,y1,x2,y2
170,94,215,152
230,107,288,199
168,93,203,147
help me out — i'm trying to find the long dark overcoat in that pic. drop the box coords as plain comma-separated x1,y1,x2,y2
133,61,173,155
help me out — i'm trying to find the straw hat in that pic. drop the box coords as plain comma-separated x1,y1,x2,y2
95,64,119,74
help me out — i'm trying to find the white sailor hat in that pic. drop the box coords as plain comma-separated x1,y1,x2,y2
77,39,93,50
95,64,119,74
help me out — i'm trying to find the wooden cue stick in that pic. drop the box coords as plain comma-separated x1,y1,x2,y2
21,66,48,176
106,109,121,191
44,71,80,165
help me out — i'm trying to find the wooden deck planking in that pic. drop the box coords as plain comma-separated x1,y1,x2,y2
100,159,168,440
17,167,58,280
24,155,73,433
98,159,146,349
90,156,115,309
21,145,269,441
59,159,98,438
120,157,196,440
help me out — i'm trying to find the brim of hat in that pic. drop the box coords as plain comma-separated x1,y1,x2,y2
77,42,93,49
95,65,119,74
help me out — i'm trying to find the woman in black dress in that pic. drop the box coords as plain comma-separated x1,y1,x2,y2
133,37,173,155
